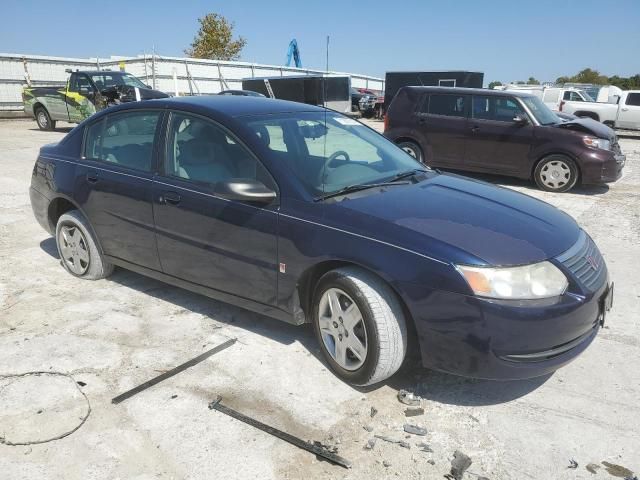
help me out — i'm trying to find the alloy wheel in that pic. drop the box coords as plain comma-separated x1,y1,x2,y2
317,288,368,371
58,225,90,275
540,160,571,190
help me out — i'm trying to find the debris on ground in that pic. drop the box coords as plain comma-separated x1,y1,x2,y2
427,459,435,465
403,424,427,436
374,435,411,449
383,460,391,468
568,459,579,469
363,425,374,432
449,450,472,480
365,438,376,450
601,461,634,478
405,407,425,417
586,463,600,474
397,389,422,406
370,406,378,418
76,381,87,387
416,441,433,453
313,440,338,454
170,394,178,399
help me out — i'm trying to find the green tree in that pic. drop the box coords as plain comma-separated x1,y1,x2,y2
526,77,540,85
488,81,503,89
185,13,247,60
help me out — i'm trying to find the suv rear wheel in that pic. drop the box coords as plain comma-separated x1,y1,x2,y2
55,210,113,280
534,154,579,192
397,140,423,163
312,267,408,386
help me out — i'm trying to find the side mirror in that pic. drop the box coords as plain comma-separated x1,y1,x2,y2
214,178,277,204
513,114,529,125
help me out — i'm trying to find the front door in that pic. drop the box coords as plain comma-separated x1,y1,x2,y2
465,95,533,174
75,109,163,270
616,92,640,129
418,93,468,167
152,111,279,306
66,73,98,123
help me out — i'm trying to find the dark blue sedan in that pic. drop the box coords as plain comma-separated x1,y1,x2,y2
29,96,613,386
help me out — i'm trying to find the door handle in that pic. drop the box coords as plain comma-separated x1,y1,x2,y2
161,191,182,205
418,117,427,124
86,171,99,183
470,125,480,132
621,107,629,111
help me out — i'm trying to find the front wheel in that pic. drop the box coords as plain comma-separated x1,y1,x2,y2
312,267,408,386
56,210,113,280
397,140,423,163
534,155,579,192
35,107,56,131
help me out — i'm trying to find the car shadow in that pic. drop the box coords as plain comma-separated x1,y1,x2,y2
28,127,74,133
40,237,60,258
440,169,610,196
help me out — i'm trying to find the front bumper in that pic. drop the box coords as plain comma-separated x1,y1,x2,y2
402,274,609,380
580,149,625,184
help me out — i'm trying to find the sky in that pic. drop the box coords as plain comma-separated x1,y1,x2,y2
2,0,639,85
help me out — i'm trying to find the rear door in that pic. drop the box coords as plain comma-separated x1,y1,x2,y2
75,109,163,270
616,92,640,129
464,95,533,174
418,93,468,166
152,111,279,305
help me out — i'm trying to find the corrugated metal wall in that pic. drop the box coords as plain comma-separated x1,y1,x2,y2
0,53,384,111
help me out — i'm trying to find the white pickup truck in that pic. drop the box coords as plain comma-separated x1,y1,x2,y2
561,90,640,130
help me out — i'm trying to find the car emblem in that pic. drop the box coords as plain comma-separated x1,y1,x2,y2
586,255,599,270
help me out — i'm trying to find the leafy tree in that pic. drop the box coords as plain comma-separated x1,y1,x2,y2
526,77,540,85
488,81,503,89
185,13,247,60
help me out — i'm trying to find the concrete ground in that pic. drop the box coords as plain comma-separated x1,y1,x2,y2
1,118,638,480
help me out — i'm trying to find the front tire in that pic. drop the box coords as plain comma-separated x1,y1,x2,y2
312,267,408,386
35,107,56,131
534,154,579,192
397,140,423,163
55,210,113,280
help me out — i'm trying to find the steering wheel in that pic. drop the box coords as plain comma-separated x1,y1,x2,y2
318,150,351,184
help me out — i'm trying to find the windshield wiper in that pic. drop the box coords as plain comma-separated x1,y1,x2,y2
314,181,410,202
390,168,429,182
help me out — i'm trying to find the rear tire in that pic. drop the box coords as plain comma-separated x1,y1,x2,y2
35,107,56,131
312,267,408,386
534,155,579,192
397,140,423,163
55,210,113,280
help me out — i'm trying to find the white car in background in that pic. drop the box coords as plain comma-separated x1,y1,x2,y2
561,90,640,130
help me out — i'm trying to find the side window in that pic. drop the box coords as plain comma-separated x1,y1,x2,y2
69,74,93,94
564,91,583,102
625,93,640,106
428,94,466,117
83,110,160,172
166,112,272,187
472,96,524,122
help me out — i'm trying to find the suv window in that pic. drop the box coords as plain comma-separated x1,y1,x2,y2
165,112,272,187
472,96,525,122
83,110,160,172
426,94,467,117
626,93,640,106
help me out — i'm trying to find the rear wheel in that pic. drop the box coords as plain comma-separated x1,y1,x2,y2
35,107,56,131
312,267,408,386
55,210,113,280
397,140,423,163
534,155,579,192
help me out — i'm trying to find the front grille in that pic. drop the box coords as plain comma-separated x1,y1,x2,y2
556,231,607,291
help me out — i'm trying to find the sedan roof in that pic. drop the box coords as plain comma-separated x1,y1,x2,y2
401,86,536,98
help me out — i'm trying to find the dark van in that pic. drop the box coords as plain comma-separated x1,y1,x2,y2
384,87,625,192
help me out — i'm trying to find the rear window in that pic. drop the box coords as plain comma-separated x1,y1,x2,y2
626,93,640,106
425,94,467,117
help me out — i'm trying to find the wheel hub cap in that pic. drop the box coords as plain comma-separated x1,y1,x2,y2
58,226,90,275
540,160,570,189
318,288,368,371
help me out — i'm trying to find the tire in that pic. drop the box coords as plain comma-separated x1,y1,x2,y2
35,107,56,131
534,154,579,193
312,267,408,386
55,210,113,280
397,140,423,163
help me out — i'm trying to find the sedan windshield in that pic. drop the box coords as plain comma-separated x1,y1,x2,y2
89,72,147,90
521,96,561,125
242,112,425,196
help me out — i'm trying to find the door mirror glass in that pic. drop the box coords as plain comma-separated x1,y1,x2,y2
214,179,276,204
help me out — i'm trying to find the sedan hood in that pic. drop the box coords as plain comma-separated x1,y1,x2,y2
325,173,580,266
555,117,615,140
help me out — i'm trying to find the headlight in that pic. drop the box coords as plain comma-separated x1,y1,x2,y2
456,261,568,299
583,136,611,151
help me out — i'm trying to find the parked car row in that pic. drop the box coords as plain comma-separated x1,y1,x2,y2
30,95,614,387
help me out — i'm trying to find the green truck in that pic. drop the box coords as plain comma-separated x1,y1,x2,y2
23,70,169,130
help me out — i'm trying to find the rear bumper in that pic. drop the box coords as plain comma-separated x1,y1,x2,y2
402,275,608,380
30,186,53,234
